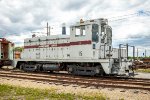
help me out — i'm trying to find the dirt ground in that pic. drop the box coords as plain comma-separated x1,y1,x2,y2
0,76,149,100
134,72,150,79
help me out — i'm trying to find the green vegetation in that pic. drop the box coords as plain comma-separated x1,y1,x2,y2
136,68,150,73
0,84,106,100
14,47,24,52
128,56,150,60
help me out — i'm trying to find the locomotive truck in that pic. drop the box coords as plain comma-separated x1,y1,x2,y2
14,18,132,76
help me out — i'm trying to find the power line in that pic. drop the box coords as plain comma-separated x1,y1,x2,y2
108,13,138,21
108,10,150,22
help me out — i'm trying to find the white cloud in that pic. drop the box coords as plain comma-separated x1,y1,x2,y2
6,32,32,46
22,13,34,24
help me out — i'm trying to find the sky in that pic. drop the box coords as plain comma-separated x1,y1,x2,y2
0,0,150,56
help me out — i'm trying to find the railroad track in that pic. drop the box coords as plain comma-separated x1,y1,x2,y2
2,68,150,81
0,70,150,91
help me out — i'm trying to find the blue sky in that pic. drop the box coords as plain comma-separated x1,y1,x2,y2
0,0,150,56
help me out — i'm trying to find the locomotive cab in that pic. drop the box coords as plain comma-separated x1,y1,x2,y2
70,18,113,60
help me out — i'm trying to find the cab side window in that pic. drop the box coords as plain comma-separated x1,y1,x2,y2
75,25,86,36
92,24,99,43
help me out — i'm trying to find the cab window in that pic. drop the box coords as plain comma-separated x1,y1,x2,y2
106,27,112,45
101,24,105,43
75,25,85,36
92,24,99,43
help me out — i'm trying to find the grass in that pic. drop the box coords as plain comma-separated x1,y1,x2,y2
136,68,150,73
0,84,106,100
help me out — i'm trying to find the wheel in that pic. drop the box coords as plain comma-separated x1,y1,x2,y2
67,66,74,74
35,64,42,72
49,70,53,73
20,63,25,70
96,65,105,76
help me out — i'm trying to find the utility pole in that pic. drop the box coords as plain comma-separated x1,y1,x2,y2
137,48,138,60
126,43,128,59
145,49,146,57
49,26,50,36
133,46,135,61
48,26,53,36
47,22,49,36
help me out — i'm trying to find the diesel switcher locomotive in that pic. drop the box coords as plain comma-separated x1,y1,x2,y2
14,18,132,76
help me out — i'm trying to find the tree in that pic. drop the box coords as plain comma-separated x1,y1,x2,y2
14,47,24,52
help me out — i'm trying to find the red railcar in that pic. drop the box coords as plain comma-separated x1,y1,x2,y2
0,38,14,67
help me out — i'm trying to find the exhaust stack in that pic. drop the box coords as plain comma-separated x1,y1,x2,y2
62,23,66,35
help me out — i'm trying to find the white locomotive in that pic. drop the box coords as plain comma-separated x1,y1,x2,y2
15,18,132,76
